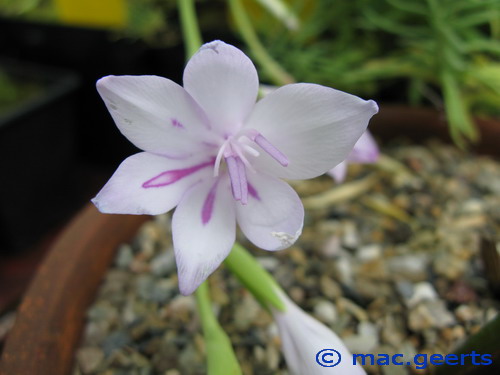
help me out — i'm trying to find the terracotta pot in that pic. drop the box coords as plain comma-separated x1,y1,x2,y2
0,205,148,375
0,106,498,375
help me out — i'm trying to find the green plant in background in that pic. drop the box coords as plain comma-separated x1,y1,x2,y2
246,0,500,147
0,0,498,143
361,0,500,146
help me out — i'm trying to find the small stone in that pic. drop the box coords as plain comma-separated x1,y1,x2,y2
102,331,131,356
381,315,406,347
408,301,455,331
257,256,280,271
266,344,280,370
253,345,266,363
335,253,354,286
387,254,429,281
433,252,467,280
115,244,134,268
396,280,414,302
454,305,476,322
407,282,438,307
356,244,382,262
289,286,305,304
234,292,261,331
313,300,337,324
76,347,104,374
150,251,176,276
445,280,478,303
321,234,342,258
164,295,196,322
342,221,360,249
149,279,177,303
344,321,378,353
320,275,342,299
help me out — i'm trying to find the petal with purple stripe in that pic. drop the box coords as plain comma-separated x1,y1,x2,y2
92,152,212,215
172,175,235,295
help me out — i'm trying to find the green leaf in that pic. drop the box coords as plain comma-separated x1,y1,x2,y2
252,0,300,30
441,70,479,147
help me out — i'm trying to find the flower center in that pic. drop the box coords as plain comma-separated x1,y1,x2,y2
213,129,288,205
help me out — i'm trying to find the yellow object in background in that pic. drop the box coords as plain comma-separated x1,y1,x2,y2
54,0,127,29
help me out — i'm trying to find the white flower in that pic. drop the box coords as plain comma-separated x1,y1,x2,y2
273,292,366,374
328,130,380,183
92,40,378,295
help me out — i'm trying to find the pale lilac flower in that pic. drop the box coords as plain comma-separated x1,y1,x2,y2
92,40,378,295
328,130,379,183
273,291,366,374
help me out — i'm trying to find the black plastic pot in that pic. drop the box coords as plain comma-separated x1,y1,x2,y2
0,59,80,254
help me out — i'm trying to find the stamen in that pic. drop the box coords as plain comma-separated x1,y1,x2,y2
236,157,248,205
225,155,241,201
233,144,256,173
254,134,289,166
244,129,289,167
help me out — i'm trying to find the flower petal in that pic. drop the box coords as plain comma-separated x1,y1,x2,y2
92,152,212,215
245,83,378,179
183,41,259,135
236,171,303,251
274,291,367,375
97,75,215,157
328,160,348,183
172,175,236,295
348,130,379,163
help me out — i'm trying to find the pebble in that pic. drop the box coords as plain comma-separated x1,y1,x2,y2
313,300,337,324
407,282,438,307
76,347,104,373
344,321,379,353
150,251,176,276
408,301,456,331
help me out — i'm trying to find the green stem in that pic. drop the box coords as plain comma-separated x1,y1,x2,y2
177,0,203,59
195,282,242,375
224,242,285,311
227,0,295,86
195,282,218,330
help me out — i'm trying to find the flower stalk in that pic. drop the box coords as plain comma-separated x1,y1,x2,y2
195,282,242,375
228,0,295,86
177,0,203,59
224,242,285,311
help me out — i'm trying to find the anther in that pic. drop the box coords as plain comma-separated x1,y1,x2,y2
246,130,289,167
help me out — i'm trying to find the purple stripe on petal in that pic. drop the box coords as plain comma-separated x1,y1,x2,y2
143,160,212,188
170,118,185,129
248,183,260,201
201,181,218,225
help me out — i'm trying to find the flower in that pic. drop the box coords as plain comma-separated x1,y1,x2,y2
273,292,366,374
328,130,379,183
327,130,379,183
92,40,378,295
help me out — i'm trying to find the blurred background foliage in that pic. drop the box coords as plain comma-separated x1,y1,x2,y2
0,0,499,146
